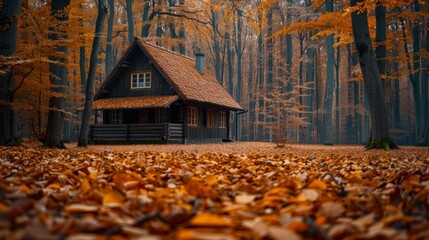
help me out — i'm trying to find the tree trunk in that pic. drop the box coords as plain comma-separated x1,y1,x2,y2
335,45,340,143
323,0,334,145
257,19,264,140
350,0,397,149
375,3,386,90
79,2,87,90
306,33,315,144
226,31,233,94
417,17,429,145
45,0,71,148
78,0,107,147
266,8,273,141
0,0,21,145
141,0,152,38
211,9,222,84
126,0,134,44
106,0,114,75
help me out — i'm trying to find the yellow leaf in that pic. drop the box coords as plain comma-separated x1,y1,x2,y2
19,184,33,193
79,178,91,195
102,191,125,207
308,179,328,190
205,174,218,186
46,183,61,189
176,229,236,240
190,213,233,228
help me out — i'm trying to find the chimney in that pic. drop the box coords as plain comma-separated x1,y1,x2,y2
195,49,204,75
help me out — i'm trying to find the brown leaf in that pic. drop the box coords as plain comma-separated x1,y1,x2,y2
185,179,219,199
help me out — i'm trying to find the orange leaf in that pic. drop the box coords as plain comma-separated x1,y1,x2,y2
308,179,327,190
184,179,219,199
102,191,125,207
190,213,233,228
205,174,218,186
79,178,91,195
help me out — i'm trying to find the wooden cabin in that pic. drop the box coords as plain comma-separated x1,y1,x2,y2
89,37,244,144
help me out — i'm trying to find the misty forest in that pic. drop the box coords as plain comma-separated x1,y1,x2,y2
1,1,429,239
1,0,428,148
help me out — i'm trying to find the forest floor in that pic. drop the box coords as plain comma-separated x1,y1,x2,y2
1,141,428,239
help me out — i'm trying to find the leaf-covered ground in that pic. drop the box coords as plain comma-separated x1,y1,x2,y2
1,142,428,240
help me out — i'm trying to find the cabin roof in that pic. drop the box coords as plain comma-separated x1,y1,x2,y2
93,95,178,110
95,37,244,111
137,38,243,111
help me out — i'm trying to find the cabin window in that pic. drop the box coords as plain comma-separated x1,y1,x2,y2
131,72,151,89
188,107,198,126
156,108,169,123
112,110,122,124
219,111,227,128
206,109,213,127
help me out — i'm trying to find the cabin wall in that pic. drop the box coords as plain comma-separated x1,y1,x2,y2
103,51,176,98
185,104,231,142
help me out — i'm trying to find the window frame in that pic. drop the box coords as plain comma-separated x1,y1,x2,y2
130,72,152,89
219,111,227,128
187,106,198,126
156,108,169,123
206,109,213,128
112,110,122,124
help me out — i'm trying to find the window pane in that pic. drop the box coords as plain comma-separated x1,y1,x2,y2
138,74,143,87
145,73,151,88
132,74,137,88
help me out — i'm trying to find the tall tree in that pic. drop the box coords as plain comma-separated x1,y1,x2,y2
211,8,222,84
414,0,428,146
350,0,397,149
375,1,386,89
141,0,152,38
78,0,107,147
126,0,134,44
45,0,71,148
323,0,334,145
417,13,428,145
105,0,114,75
235,9,245,139
0,0,21,145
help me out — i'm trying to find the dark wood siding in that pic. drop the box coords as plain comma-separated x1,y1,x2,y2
103,50,176,98
89,123,184,144
184,104,230,141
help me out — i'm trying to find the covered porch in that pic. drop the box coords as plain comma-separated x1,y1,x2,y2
89,123,184,144
90,95,184,144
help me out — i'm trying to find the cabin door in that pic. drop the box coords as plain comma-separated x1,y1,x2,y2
138,109,149,123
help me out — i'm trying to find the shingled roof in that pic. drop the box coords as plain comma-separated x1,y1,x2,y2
93,96,178,110
95,37,244,111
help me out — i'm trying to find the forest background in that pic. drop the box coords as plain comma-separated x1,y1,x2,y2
0,0,428,147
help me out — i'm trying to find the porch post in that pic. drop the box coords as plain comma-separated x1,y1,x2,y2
94,110,98,125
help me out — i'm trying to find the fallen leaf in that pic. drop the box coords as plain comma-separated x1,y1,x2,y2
308,179,328,190
268,226,302,240
175,229,236,240
318,202,345,219
235,194,256,204
64,204,99,213
102,191,125,207
190,213,233,228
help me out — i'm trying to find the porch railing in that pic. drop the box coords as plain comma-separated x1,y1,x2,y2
89,123,184,144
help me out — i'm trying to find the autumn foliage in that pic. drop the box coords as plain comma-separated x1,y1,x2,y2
1,142,428,239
